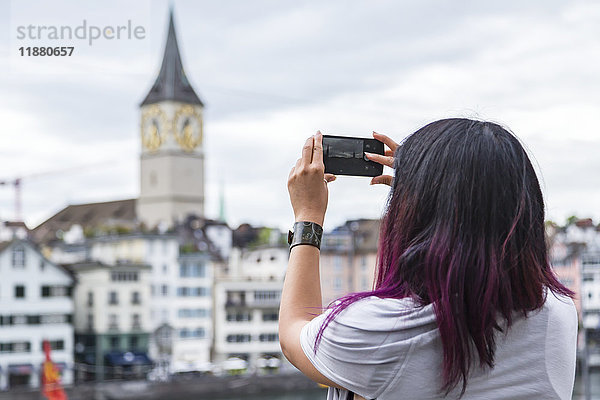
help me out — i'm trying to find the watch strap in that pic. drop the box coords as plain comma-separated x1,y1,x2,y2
288,221,323,250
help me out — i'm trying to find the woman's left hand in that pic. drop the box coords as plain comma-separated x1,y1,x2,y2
287,131,336,226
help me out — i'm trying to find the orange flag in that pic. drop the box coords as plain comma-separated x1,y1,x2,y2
41,340,68,400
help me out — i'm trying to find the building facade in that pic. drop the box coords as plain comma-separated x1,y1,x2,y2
0,239,74,390
212,246,288,372
89,233,214,372
69,261,152,381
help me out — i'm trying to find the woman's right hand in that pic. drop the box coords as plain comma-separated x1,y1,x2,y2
365,131,399,186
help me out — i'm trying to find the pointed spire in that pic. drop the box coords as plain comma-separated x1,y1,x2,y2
141,9,203,106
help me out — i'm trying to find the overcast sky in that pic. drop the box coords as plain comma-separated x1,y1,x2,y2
0,0,599,232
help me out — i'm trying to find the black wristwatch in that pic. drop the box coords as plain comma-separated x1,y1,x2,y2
288,221,323,250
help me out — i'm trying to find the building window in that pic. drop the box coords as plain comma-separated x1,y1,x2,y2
12,246,25,267
87,314,94,331
131,291,141,305
262,310,278,322
226,291,246,307
108,314,118,330
227,311,252,322
161,285,168,296
111,271,139,281
179,262,207,277
41,286,51,297
41,285,69,297
179,328,205,339
109,291,118,305
11,315,27,325
177,287,209,297
132,314,141,329
43,340,65,351
110,336,119,349
130,335,139,349
333,256,342,271
254,291,279,303
333,277,342,290
226,334,251,343
361,276,370,290
361,256,367,271
40,314,69,324
150,171,157,186
259,333,279,342
163,264,168,274
40,260,45,270
0,341,31,353
15,285,26,299
87,292,94,306
178,309,209,318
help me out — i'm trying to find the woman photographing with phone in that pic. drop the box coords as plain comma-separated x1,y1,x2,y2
279,119,577,399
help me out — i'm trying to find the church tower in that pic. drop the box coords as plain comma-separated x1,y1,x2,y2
137,10,205,228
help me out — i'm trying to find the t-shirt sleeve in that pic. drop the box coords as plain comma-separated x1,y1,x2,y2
300,297,431,399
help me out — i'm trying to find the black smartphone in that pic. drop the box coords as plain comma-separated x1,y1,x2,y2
322,135,384,177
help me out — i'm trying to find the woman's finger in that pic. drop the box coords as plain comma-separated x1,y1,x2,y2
373,131,399,152
312,131,324,166
365,152,394,167
370,175,393,186
301,136,314,167
324,173,336,183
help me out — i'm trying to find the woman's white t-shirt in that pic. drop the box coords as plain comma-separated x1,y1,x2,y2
300,292,577,400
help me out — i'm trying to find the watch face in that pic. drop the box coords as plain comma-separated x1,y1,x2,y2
173,105,203,152
141,105,167,151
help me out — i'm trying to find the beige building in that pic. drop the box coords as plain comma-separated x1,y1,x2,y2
320,219,380,306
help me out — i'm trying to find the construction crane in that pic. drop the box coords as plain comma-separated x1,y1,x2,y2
0,178,22,221
0,159,122,222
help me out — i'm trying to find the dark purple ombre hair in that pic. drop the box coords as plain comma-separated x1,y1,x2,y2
315,118,573,395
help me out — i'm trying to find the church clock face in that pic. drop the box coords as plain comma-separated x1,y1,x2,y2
173,105,203,152
141,105,167,151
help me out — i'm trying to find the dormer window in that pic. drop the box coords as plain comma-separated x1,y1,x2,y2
12,245,25,268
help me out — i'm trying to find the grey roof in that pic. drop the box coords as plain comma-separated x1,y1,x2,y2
63,261,152,273
32,198,137,244
140,10,203,107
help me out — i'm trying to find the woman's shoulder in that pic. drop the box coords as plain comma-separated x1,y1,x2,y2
332,295,438,334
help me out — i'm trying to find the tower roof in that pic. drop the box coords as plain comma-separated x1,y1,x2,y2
141,10,203,107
